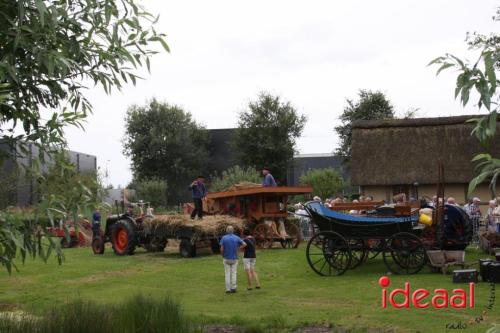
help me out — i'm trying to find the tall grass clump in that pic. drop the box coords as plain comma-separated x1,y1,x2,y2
0,294,189,333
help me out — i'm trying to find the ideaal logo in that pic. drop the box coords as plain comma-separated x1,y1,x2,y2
378,276,474,309
378,276,497,331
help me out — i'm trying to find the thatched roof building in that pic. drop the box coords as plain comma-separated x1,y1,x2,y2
351,115,500,204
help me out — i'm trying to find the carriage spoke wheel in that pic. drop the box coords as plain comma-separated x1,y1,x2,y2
306,231,351,276
253,224,272,249
347,239,367,269
383,232,426,275
280,223,302,249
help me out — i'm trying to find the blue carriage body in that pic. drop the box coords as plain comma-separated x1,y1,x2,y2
305,201,420,239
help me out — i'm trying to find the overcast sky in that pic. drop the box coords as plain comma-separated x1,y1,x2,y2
63,0,499,187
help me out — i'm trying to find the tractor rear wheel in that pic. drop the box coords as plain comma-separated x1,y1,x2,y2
111,220,137,255
179,238,196,258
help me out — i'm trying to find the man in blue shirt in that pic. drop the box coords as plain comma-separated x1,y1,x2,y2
189,176,207,220
262,167,277,187
220,226,246,293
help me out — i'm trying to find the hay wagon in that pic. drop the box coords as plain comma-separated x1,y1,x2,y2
92,202,243,258
204,186,313,249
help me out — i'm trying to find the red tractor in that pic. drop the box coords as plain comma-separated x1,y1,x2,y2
92,201,165,255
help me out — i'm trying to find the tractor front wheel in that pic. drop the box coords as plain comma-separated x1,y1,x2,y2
92,237,105,255
111,220,137,255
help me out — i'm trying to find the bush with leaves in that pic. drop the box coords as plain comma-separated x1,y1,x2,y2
431,8,500,196
210,166,262,192
0,210,63,274
133,178,168,209
299,168,344,200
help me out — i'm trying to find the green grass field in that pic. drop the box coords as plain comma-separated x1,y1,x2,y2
0,244,498,333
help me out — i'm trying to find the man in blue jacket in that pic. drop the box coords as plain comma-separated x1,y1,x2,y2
189,175,207,220
262,167,277,187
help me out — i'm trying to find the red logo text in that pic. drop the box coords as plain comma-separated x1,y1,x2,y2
379,276,475,309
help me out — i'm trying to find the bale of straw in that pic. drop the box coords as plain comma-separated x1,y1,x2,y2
144,215,245,239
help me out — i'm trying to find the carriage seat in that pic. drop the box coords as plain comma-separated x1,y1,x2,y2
375,205,397,216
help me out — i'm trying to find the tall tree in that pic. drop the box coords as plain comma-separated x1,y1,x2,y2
0,0,169,159
232,92,306,183
0,0,167,273
123,99,210,203
430,8,500,196
335,90,395,167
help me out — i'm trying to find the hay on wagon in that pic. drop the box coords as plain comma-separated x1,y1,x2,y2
222,181,262,192
144,214,246,239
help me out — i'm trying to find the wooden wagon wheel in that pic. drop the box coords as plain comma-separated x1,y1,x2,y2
280,222,302,249
306,231,351,276
253,224,272,249
347,238,367,269
383,232,426,275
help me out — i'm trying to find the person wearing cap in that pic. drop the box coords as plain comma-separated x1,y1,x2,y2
262,167,277,187
189,175,207,220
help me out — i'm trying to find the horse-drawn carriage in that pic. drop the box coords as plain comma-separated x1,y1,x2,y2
204,185,313,249
304,167,473,276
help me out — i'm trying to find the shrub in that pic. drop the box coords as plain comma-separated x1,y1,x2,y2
299,168,344,200
134,178,168,208
210,166,261,192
